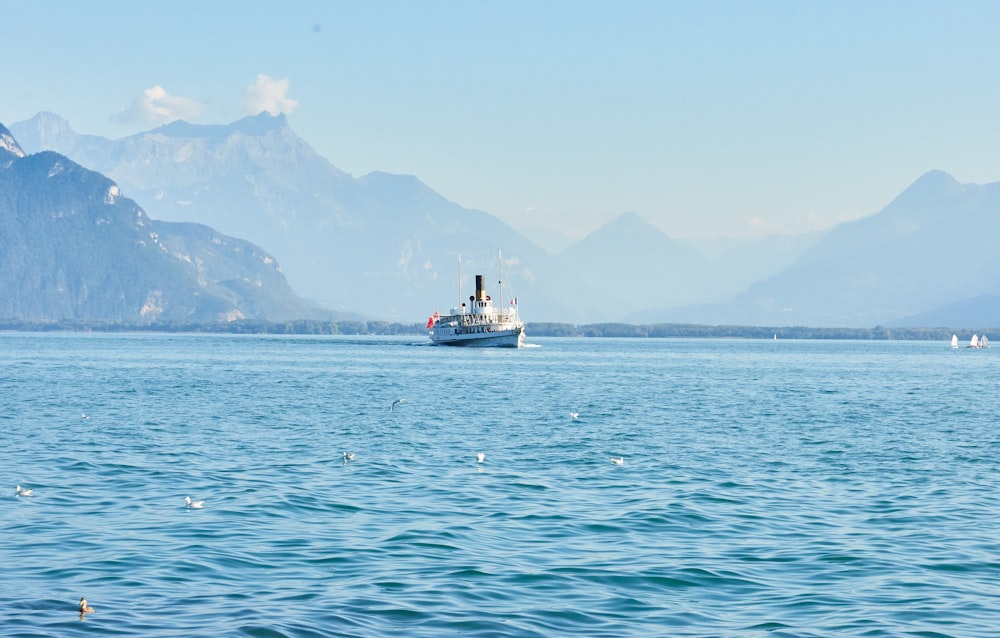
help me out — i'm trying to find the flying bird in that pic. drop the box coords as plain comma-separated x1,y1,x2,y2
569,412,580,420
390,398,406,412
185,496,205,509
343,451,356,461
610,457,625,466
477,452,486,463
15,485,33,497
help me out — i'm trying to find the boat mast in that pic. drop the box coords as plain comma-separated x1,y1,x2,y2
458,253,462,313
498,250,503,321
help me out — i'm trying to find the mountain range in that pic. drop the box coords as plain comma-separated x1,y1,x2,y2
10,112,820,324
631,170,1000,328
0,123,327,324
8,111,1000,328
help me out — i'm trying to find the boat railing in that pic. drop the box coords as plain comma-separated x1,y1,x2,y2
448,307,520,327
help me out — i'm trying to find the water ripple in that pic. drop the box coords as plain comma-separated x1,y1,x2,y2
3,335,1000,636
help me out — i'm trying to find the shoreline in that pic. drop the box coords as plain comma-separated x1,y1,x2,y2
1,320,994,341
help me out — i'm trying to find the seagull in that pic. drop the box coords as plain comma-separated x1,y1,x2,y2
185,496,205,509
343,451,356,461
390,398,406,412
79,597,94,614
81,413,90,420
477,452,486,463
610,457,625,466
569,412,580,420
15,485,33,497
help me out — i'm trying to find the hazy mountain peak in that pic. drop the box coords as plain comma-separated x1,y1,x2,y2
7,112,73,153
149,112,289,139
589,211,671,242
27,111,73,136
891,170,963,206
609,210,653,228
357,171,451,205
353,171,470,224
239,111,289,131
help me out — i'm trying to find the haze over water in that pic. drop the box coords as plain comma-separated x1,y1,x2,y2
2,333,998,637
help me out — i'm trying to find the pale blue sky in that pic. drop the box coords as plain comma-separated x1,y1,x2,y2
5,1,1000,247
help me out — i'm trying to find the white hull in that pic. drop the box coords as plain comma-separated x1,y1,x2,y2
430,325,525,348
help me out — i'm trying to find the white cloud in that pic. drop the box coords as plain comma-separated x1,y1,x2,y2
243,74,299,116
113,86,203,126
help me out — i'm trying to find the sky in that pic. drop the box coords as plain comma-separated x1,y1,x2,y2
5,1,1000,249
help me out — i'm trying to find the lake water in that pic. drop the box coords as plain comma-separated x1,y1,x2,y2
2,333,999,637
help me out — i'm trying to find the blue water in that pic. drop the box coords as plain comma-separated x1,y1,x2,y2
2,333,999,637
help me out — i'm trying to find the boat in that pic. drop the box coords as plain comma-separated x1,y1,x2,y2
951,334,959,348
427,255,525,348
983,335,990,348
969,334,981,348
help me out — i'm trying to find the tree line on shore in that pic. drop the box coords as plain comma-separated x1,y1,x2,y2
1,319,994,341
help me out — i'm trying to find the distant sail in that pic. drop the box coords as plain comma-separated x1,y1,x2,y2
951,334,959,348
970,334,980,348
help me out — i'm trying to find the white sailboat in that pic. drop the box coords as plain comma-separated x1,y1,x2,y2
969,334,980,348
981,335,990,348
951,334,959,349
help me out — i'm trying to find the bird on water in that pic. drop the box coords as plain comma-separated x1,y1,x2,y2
79,597,94,614
185,496,205,508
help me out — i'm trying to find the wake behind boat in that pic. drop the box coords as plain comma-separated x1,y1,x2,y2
427,258,525,348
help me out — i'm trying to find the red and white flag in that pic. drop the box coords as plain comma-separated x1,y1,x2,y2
426,310,439,329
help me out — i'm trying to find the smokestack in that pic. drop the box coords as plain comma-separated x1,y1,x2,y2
475,275,486,301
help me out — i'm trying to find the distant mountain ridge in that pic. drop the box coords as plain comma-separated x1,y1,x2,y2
12,112,820,324
12,112,560,319
0,123,329,323
639,170,1000,327
12,112,1000,328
